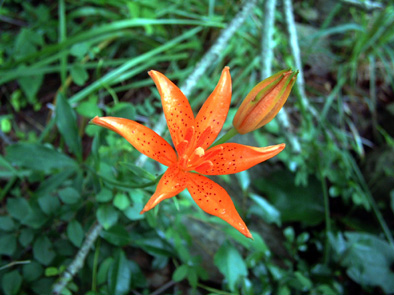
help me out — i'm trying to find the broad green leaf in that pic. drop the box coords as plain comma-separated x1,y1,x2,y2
294,271,312,291
0,234,17,256
55,93,82,159
59,187,81,204
67,220,84,247
0,216,16,231
70,42,89,57
38,194,61,215
45,267,59,276
96,188,113,203
254,171,324,225
2,270,22,295
6,143,77,172
101,224,131,246
70,64,89,86
31,278,55,295
22,206,47,229
108,250,131,295
335,232,394,293
76,96,102,118
249,193,281,226
33,236,55,265
113,193,131,211
36,169,76,196
19,228,34,247
123,191,144,221
97,257,113,285
7,197,31,222
173,264,189,282
18,73,44,104
214,243,247,292
23,261,43,282
235,170,250,192
97,205,119,230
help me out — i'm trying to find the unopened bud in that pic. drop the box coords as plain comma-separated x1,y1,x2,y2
233,69,298,134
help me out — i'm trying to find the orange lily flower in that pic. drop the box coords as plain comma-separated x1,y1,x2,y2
92,67,285,239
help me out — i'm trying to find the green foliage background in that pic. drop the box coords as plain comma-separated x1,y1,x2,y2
1,0,394,294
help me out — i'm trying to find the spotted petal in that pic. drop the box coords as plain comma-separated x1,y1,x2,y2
195,143,285,175
149,70,195,152
195,67,232,149
91,116,177,166
186,172,252,239
140,166,188,213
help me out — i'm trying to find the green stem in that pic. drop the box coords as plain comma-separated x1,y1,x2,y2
211,127,238,147
321,172,331,264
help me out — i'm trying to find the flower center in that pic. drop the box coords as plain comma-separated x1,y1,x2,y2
176,126,223,172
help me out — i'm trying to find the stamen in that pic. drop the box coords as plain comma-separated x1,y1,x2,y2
196,126,211,148
188,147,206,165
195,160,213,171
203,145,223,161
184,126,195,143
176,140,189,156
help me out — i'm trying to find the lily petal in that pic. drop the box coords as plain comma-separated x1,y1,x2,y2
91,116,177,167
195,67,232,149
149,70,195,152
186,173,252,238
140,166,188,213
195,143,285,175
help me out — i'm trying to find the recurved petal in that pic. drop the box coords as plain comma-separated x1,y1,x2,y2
195,67,232,149
91,116,177,166
149,70,195,152
186,173,252,239
195,143,285,175
140,166,188,213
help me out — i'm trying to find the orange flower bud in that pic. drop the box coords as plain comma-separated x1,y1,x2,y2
233,69,298,134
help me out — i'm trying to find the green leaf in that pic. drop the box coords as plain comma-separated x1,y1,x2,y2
97,204,119,230
97,257,113,285
336,232,394,293
76,96,102,118
108,250,131,295
59,187,81,204
38,194,61,215
7,197,31,222
70,64,89,86
22,206,47,229
249,193,281,226
19,228,34,247
55,93,82,159
23,261,43,282
214,242,247,291
294,271,312,291
113,193,131,211
2,270,22,295
96,187,113,203
33,236,55,265
70,42,89,57
45,267,59,276
123,191,144,221
17,71,43,104
173,264,189,282
6,143,77,172
0,234,17,256
67,220,84,247
36,169,76,196
101,224,131,246
0,216,16,231
254,171,324,225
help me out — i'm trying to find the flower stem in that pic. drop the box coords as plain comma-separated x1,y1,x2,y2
212,127,238,147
